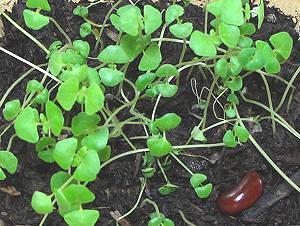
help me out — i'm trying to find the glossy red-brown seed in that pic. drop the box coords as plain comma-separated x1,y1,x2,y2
217,171,263,215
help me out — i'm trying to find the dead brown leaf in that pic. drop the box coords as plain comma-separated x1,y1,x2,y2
110,210,132,226
0,186,21,196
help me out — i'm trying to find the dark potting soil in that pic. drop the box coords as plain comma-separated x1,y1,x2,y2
0,0,299,225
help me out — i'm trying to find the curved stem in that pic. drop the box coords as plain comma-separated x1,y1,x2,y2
170,153,193,175
48,17,72,45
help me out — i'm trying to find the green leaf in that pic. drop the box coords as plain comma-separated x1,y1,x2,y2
262,44,281,74
0,169,6,180
165,4,184,24
223,130,237,148
194,183,212,198
227,94,239,105
38,150,54,163
74,150,100,182
98,145,111,162
169,22,193,39
63,184,95,204
73,40,90,58
120,34,151,62
81,127,109,152
99,68,125,87
57,78,79,111
139,43,162,71
50,171,74,193
215,58,228,78
238,47,256,67
257,0,264,29
71,113,100,136
80,22,92,38
206,0,223,17
154,113,181,131
239,23,256,35
3,100,20,121
49,51,64,76
244,41,266,71
23,10,49,30
156,64,179,77
98,45,129,64
46,101,64,136
245,3,251,20
60,65,88,82
147,136,172,157
64,210,100,226
158,184,178,195
219,22,240,48
269,32,293,60
34,89,49,104
26,80,43,93
31,191,53,214
0,151,18,174
56,190,81,216
238,37,253,49
73,6,88,18
221,0,244,26
26,0,51,11
85,83,105,115
225,108,236,118
191,127,207,142
135,73,156,91
117,5,141,36
190,173,207,188
14,107,39,143
155,83,178,97
190,31,216,57
53,138,78,170
227,76,243,92
229,56,242,76
87,67,101,86
144,5,162,34
234,125,249,142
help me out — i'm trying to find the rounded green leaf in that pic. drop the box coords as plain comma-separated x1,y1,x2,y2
219,22,240,48
135,73,156,91
49,51,64,76
46,101,64,136
221,0,244,26
190,173,207,188
0,151,18,174
239,23,256,35
190,31,216,57
34,89,49,104
223,130,237,148
165,4,184,25
57,78,79,111
98,45,129,64
227,94,239,105
156,64,179,77
155,83,178,97
215,58,228,78
169,22,193,39
64,209,100,226
53,138,78,170
60,65,88,82
50,171,74,193
225,108,237,118
139,43,162,71
154,113,181,131
99,145,111,162
147,136,172,158
87,67,101,86
144,5,162,34
158,184,178,195
234,125,249,143
120,34,151,62
206,0,223,17
238,37,253,49
0,168,6,180
3,100,20,121
63,184,95,204
99,68,125,87
36,137,56,152
23,10,49,30
194,183,212,198
26,0,51,11
226,76,243,92
74,150,100,182
71,112,100,136
26,80,43,93
80,23,92,38
81,127,109,152
229,56,242,76
73,6,88,18
191,127,207,142
263,44,281,74
31,191,53,214
269,32,293,60
73,40,90,58
85,83,104,115
14,107,39,143
117,5,141,36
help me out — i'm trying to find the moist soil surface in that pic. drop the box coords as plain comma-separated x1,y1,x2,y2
0,1,299,225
